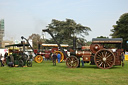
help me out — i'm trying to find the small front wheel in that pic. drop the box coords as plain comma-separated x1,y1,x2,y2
66,56,79,68
27,60,32,67
19,60,24,67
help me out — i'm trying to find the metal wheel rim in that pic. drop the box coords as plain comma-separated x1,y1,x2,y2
35,55,43,63
23,54,28,61
55,51,64,63
19,60,24,67
27,60,32,67
66,56,79,68
95,49,115,69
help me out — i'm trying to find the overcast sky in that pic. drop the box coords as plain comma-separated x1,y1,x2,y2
0,0,128,41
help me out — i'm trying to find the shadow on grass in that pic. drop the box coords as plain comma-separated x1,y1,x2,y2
111,66,122,69
72,65,122,69
41,61,123,70
81,65,123,69
80,65,99,69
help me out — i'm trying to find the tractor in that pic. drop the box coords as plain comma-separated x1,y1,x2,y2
5,42,32,67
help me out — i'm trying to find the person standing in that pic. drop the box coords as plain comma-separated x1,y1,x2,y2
80,57,84,67
4,52,8,63
52,53,57,66
121,52,125,67
57,53,61,63
0,54,4,67
0,54,2,66
121,52,125,61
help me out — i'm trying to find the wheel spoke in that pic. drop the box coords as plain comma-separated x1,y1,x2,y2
73,60,77,62
71,58,73,61
106,63,110,67
96,60,101,62
97,54,102,58
68,62,72,67
105,52,107,57
68,58,72,62
104,64,105,68
106,54,111,59
102,52,104,57
72,63,76,67
99,62,103,67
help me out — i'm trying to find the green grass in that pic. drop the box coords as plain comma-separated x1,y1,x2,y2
0,61,128,85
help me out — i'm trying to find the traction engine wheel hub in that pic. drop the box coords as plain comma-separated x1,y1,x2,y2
71,61,74,64
103,57,107,61
95,46,99,49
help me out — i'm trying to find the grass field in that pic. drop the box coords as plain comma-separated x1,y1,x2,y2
0,61,128,85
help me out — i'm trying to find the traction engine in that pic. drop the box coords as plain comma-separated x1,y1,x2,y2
43,29,124,69
66,38,124,69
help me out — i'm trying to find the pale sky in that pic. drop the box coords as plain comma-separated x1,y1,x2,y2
0,0,128,41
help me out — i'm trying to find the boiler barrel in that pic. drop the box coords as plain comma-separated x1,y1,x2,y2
76,51,91,56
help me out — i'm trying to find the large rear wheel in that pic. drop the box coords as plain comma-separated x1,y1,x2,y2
94,49,115,69
55,51,64,63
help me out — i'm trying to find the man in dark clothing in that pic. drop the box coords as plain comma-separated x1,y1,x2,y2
52,53,57,66
0,54,4,67
0,54,2,66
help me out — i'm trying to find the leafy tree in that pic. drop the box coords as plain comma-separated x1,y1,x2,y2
46,19,91,46
110,13,128,51
28,34,44,49
97,36,108,38
86,41,92,46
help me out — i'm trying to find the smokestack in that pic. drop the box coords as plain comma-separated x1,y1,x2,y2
73,36,76,50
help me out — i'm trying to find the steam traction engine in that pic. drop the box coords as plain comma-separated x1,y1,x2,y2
42,29,124,69
66,38,124,69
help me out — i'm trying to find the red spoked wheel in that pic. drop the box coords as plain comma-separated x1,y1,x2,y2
66,56,79,68
94,49,115,69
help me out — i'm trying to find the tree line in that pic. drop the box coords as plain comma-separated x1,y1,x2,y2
29,13,128,51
